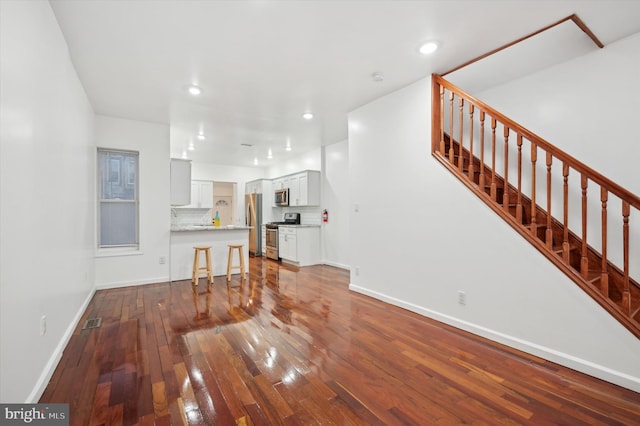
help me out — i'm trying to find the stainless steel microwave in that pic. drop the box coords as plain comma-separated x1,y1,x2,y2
274,188,289,206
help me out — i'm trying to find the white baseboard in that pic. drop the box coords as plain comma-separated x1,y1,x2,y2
95,275,170,290
349,283,640,393
321,260,350,270
26,287,96,403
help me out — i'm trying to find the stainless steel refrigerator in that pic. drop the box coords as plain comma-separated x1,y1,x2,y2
245,193,263,256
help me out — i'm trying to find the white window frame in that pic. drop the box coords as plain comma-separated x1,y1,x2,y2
97,148,139,250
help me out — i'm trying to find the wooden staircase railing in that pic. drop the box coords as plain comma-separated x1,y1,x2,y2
431,74,640,338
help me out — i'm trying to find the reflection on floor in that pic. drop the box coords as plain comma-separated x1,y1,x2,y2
39,256,640,425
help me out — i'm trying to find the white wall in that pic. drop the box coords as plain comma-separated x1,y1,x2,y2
267,147,321,178
475,32,640,195
321,140,350,269
0,0,95,402
94,115,171,288
348,58,640,391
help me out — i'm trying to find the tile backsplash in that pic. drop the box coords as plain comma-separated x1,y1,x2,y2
172,205,322,227
171,208,212,226
281,206,321,225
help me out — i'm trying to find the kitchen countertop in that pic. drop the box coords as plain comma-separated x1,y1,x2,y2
277,224,321,228
171,225,252,232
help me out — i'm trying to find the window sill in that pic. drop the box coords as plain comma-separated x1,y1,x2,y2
95,247,143,258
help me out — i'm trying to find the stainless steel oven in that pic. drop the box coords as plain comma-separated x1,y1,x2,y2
265,224,279,260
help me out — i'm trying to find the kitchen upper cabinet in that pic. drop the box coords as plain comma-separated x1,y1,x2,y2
185,180,213,209
170,159,191,206
245,179,272,195
272,178,285,190
287,171,320,206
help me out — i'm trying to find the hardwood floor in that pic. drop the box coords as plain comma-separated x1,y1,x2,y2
40,257,640,425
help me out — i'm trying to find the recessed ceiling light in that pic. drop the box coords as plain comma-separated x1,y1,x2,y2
302,112,314,120
253,157,259,165
285,139,292,151
187,142,195,151
187,85,202,96
419,41,439,55
267,148,273,159
181,150,188,159
197,133,205,140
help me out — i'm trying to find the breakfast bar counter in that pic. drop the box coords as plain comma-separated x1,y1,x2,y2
170,226,250,281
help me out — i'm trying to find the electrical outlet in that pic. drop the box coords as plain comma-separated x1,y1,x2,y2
159,256,166,264
458,291,466,306
40,315,47,336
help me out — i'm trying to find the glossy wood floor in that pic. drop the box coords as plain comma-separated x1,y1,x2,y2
41,257,640,425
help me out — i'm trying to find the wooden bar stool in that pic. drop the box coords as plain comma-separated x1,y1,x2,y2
192,246,214,286
226,244,246,281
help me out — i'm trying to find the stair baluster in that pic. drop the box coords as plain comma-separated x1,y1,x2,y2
439,85,445,155
468,104,475,180
562,163,570,264
479,111,486,191
516,135,523,223
600,188,609,296
503,127,510,212
546,152,553,248
490,118,497,201
581,175,589,278
622,201,631,314
458,97,465,172
448,92,455,163
530,143,538,236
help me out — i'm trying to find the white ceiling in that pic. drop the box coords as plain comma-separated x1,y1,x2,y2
49,0,640,168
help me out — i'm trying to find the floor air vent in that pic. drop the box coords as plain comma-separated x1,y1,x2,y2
82,318,102,330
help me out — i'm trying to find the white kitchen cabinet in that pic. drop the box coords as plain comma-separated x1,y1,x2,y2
170,159,191,206
278,226,297,262
278,225,320,266
184,180,213,208
245,179,272,195
245,181,255,194
272,178,285,190
287,171,320,206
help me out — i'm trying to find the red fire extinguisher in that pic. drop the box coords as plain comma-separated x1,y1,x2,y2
322,209,328,223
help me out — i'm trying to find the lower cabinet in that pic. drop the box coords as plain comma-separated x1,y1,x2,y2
278,226,320,266
261,224,267,256
278,227,297,261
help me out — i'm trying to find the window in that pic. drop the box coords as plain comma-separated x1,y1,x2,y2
98,148,139,248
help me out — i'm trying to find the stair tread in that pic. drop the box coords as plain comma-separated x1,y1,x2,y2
586,270,605,283
553,245,579,254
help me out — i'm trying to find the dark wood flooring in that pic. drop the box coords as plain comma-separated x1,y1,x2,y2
40,257,640,425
